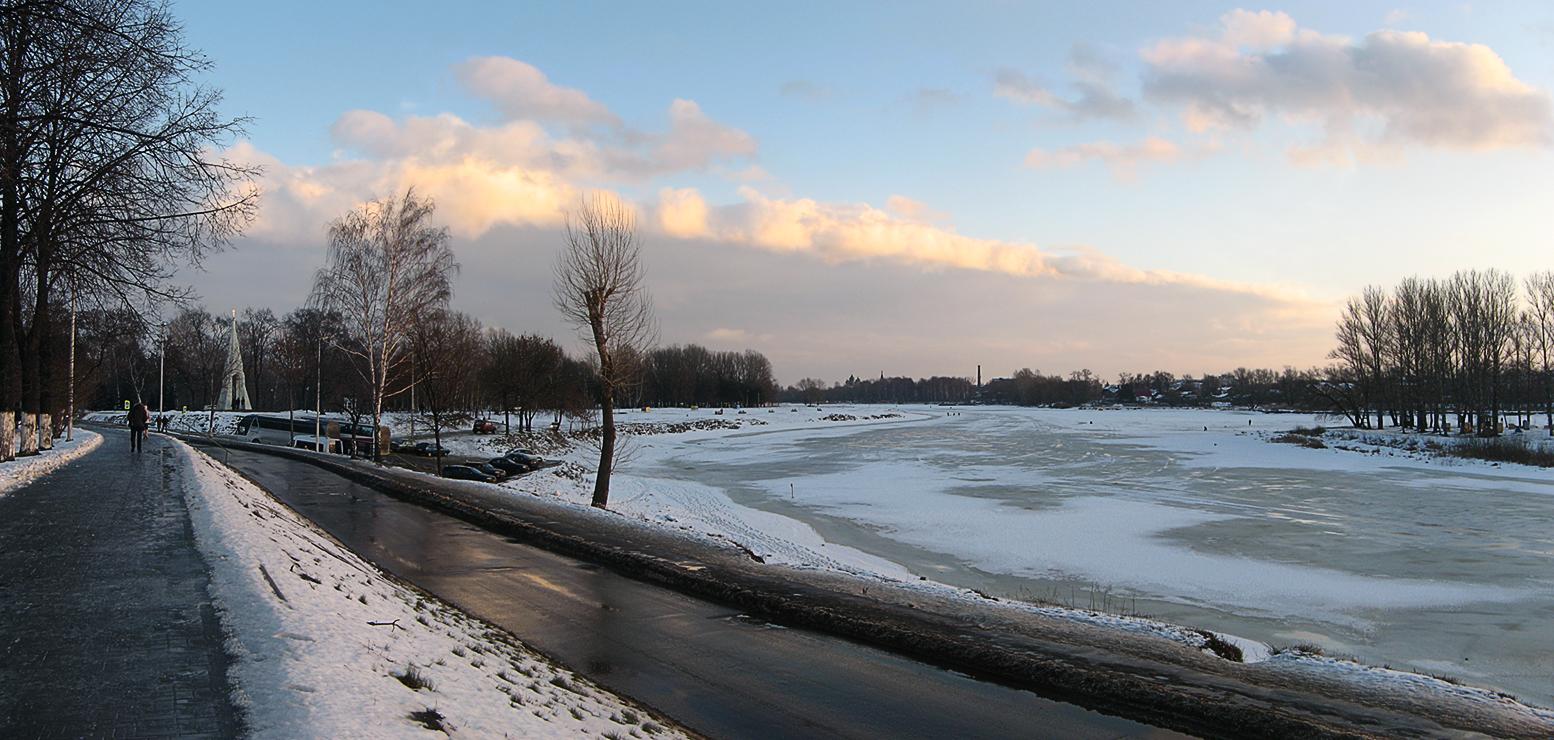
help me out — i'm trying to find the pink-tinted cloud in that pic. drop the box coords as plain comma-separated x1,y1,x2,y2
1142,10,1553,161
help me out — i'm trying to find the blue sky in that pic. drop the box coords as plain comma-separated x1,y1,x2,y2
175,2,1554,381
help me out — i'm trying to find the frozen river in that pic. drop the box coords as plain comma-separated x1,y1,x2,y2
639,405,1554,706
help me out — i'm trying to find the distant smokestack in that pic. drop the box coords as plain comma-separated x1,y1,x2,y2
976,364,981,388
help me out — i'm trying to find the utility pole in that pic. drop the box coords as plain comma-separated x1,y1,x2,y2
158,322,166,415
66,287,77,442
315,333,322,450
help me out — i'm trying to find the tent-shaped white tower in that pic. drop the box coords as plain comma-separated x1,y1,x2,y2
215,309,252,411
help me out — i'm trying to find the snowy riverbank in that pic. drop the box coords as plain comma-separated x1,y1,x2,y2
176,439,685,738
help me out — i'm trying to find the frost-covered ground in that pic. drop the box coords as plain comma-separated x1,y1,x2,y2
455,404,1554,708
177,439,685,738
0,428,101,496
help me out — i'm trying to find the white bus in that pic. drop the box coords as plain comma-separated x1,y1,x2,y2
235,414,385,456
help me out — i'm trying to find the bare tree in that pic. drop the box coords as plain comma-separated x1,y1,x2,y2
1526,272,1554,435
0,0,256,458
553,193,655,509
310,188,457,460
410,310,483,475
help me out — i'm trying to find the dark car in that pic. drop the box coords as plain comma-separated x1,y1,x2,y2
413,441,449,457
389,438,411,452
505,447,537,458
488,456,529,475
442,464,495,483
507,451,545,468
472,419,498,434
473,462,506,479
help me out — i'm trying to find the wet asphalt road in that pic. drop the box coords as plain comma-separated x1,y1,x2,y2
210,446,1183,739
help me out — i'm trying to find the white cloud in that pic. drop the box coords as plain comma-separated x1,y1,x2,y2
884,195,950,224
628,99,758,173
656,187,710,238
1142,10,1553,160
222,54,1324,370
455,56,618,127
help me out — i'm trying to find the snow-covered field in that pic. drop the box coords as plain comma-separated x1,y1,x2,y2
0,428,101,496
177,439,685,739
459,404,1554,708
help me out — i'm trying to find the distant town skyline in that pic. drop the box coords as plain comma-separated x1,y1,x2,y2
176,1,1554,382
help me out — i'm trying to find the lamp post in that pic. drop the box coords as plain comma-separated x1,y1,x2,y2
158,321,166,415
66,286,77,442
315,332,322,450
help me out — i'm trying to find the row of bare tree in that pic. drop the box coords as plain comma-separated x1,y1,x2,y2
0,0,255,460
1326,269,1554,435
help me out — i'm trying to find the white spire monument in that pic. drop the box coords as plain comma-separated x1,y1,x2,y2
215,309,252,411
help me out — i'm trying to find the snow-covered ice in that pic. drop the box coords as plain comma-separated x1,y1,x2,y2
473,404,1554,707
177,439,685,738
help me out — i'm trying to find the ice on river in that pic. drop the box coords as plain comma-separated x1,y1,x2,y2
600,404,1554,705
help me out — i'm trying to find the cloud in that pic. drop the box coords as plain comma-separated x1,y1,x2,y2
995,45,1137,121
1024,136,1212,179
656,187,710,238
636,185,1309,312
911,87,962,111
614,99,757,174
218,54,1328,380
456,56,618,127
1142,10,1553,160
884,195,950,224
779,80,831,101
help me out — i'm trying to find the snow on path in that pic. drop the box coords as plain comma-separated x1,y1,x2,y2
0,429,101,497
178,440,684,739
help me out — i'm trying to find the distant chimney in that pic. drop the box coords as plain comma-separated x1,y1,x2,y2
976,364,981,388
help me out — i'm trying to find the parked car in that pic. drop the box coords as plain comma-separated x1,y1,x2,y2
413,441,449,457
507,451,545,468
389,438,411,453
473,462,506,479
488,456,529,475
441,465,495,483
504,447,537,457
472,419,498,434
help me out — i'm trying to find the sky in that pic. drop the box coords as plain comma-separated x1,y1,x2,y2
174,1,1554,384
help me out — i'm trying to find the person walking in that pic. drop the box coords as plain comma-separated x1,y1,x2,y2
128,401,150,453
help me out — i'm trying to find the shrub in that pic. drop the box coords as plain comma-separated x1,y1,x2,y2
1450,437,1554,467
1272,433,1327,449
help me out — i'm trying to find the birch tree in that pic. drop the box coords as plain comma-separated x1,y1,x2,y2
310,189,456,460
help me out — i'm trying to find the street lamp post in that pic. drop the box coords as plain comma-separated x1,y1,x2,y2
66,287,77,442
158,322,166,415
315,333,322,450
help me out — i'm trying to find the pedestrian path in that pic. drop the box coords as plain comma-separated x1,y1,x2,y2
0,429,241,738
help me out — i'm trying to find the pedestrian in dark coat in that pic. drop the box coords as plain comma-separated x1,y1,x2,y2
128,402,150,452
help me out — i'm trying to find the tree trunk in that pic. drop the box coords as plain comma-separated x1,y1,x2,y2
433,423,443,476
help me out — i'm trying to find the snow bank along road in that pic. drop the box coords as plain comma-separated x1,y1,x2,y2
191,435,1554,738
203,441,1177,739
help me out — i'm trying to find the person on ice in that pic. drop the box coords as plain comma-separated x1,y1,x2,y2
127,400,150,452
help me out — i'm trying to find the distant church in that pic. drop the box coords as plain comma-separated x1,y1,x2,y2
215,309,252,411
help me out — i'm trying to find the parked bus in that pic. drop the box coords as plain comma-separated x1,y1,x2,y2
235,414,387,456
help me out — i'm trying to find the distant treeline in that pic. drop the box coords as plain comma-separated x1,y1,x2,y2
641,345,779,408
73,306,781,427
780,366,1334,409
